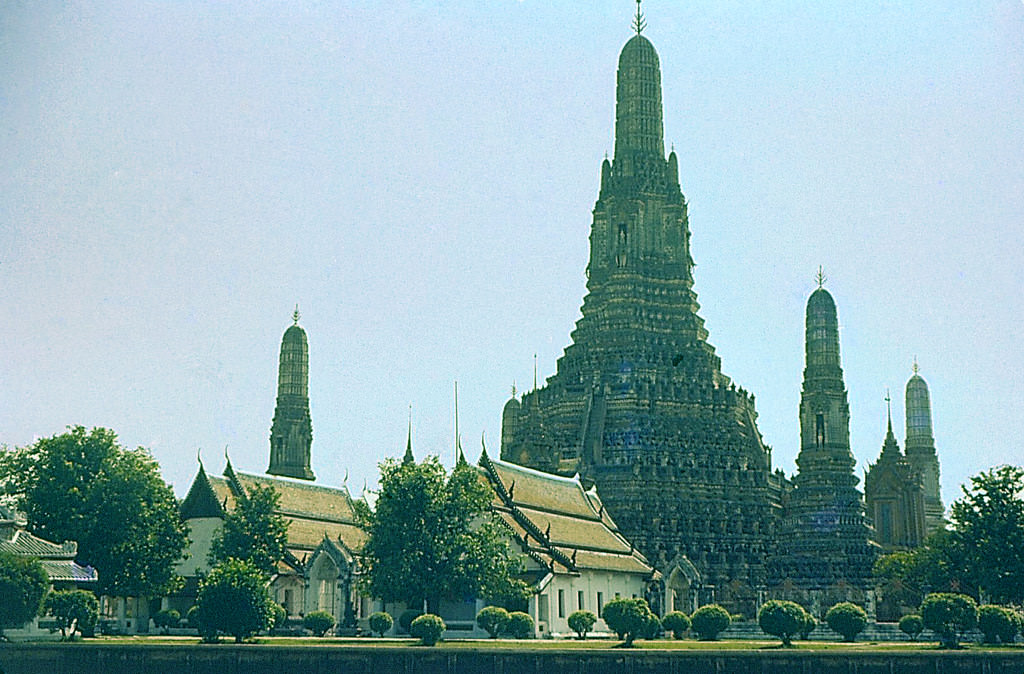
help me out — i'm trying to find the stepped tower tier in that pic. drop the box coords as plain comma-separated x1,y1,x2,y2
905,362,944,533
268,307,315,480
500,13,782,617
768,280,876,592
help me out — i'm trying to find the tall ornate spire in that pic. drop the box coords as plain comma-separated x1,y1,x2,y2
781,281,875,588
904,362,944,534
613,13,664,167
268,309,315,480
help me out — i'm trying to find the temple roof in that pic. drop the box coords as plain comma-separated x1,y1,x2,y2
0,518,98,584
186,462,366,559
479,450,654,579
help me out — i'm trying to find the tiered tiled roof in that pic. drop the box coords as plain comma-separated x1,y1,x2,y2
478,449,654,580
0,507,98,584
188,461,366,563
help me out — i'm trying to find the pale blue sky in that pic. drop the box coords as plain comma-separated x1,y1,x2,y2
2,1,1022,506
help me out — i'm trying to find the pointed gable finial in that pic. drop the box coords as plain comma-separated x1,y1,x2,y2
404,405,415,464
632,0,646,35
816,265,827,289
197,448,203,470
292,304,301,325
885,389,893,433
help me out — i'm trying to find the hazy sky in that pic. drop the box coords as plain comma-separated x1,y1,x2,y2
3,1,1022,506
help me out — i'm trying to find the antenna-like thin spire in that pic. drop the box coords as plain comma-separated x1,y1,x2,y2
632,0,646,35
816,266,827,289
292,304,301,325
885,389,893,433
404,405,415,464
533,354,538,391
454,380,464,463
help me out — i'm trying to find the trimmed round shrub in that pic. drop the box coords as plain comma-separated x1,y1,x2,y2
757,599,806,647
506,611,534,638
153,608,180,634
898,614,923,641
920,593,977,648
476,605,509,638
567,610,597,640
303,610,336,637
398,609,422,634
798,610,817,640
691,604,731,641
602,598,657,646
368,611,393,637
410,613,445,646
978,605,1018,644
643,613,662,639
825,602,868,642
662,610,691,639
270,603,287,629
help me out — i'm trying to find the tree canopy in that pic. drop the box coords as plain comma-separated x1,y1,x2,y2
209,482,289,577
0,551,49,638
0,426,188,597
360,455,527,614
195,558,275,643
949,465,1024,604
873,464,1024,609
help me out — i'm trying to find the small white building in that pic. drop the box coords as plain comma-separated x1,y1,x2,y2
175,458,367,633
478,449,659,638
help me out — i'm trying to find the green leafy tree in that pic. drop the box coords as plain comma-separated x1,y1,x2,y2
0,427,188,598
568,609,597,640
476,605,509,638
825,602,868,642
661,610,690,639
398,609,422,634
977,605,1019,644
0,551,49,639
949,466,1024,604
757,599,805,647
873,529,969,616
691,604,731,641
44,589,98,640
898,614,923,641
303,610,335,637
920,592,977,649
209,483,289,577
409,613,445,646
506,611,534,638
602,597,656,647
360,456,526,614
194,558,274,643
368,611,393,637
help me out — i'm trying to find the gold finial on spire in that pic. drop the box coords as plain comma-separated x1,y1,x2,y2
292,304,301,325
815,266,827,289
511,381,517,398
632,0,646,35
912,357,920,375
